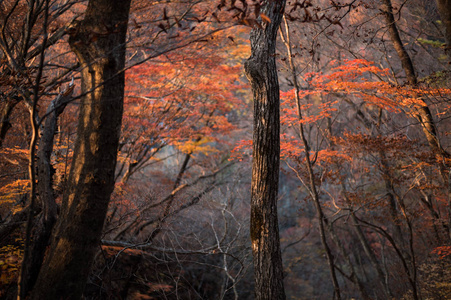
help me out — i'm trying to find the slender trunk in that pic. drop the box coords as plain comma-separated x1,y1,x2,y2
381,0,448,160
419,192,449,243
393,191,420,300
349,211,392,298
244,1,286,298
30,1,131,298
380,154,407,246
436,0,451,56
19,90,71,297
348,100,420,298
134,152,191,238
380,4,445,296
355,216,419,300
349,99,406,245
436,0,451,245
328,224,371,300
279,16,341,299
18,2,49,297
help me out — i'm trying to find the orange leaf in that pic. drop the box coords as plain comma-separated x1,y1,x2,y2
260,13,271,23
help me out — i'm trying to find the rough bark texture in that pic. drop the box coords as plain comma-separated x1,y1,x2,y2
436,0,451,56
381,0,417,85
244,1,286,299
380,5,425,299
381,0,447,159
29,1,131,299
19,91,71,297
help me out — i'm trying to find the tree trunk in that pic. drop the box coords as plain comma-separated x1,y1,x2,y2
279,16,341,300
382,0,451,246
29,1,131,299
381,0,447,160
436,0,451,56
19,90,71,297
244,1,286,299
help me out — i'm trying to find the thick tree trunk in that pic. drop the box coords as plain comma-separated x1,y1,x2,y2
244,1,286,299
29,1,131,299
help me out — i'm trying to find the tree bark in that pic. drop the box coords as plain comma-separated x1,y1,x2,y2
381,0,447,160
244,1,286,299
19,89,72,297
436,0,451,56
382,0,451,245
29,1,131,299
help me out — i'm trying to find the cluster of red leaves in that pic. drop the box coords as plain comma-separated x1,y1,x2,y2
432,246,451,259
122,45,246,159
233,59,451,165
280,89,338,126
302,59,451,111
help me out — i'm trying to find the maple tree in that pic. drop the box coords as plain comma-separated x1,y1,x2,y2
104,41,249,247
273,1,451,296
279,15,344,300
274,56,451,298
119,42,246,184
2,1,252,293
230,1,451,298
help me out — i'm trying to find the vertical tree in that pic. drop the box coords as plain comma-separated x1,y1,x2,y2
244,0,286,299
436,0,451,56
28,0,131,298
381,0,445,158
279,16,343,300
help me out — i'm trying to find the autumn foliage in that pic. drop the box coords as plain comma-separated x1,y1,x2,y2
2,0,451,299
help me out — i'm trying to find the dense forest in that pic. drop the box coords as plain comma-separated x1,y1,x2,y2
1,0,451,299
